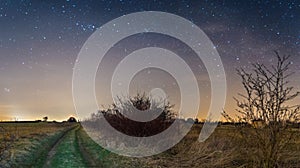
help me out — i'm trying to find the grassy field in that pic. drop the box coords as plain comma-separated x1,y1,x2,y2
1,123,300,167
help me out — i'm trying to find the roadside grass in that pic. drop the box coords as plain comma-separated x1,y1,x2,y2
138,124,240,168
77,124,240,167
76,126,145,168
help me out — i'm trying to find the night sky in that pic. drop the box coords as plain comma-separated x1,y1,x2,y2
0,0,300,121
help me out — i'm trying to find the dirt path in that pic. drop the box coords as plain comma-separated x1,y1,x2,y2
42,126,90,168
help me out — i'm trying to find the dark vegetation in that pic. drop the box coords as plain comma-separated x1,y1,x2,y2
87,93,176,137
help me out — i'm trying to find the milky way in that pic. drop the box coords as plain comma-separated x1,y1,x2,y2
0,0,299,121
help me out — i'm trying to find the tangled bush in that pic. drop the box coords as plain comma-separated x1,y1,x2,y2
88,93,176,137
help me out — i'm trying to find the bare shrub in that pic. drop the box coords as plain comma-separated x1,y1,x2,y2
88,92,176,137
223,51,300,167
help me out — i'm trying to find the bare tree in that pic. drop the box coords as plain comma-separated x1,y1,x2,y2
223,51,300,167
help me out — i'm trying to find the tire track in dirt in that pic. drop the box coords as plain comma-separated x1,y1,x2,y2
42,124,88,168
42,127,73,168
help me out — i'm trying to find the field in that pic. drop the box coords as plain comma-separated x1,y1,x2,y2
1,123,300,167
0,122,76,167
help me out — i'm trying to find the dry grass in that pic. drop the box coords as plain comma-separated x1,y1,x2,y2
137,124,300,168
